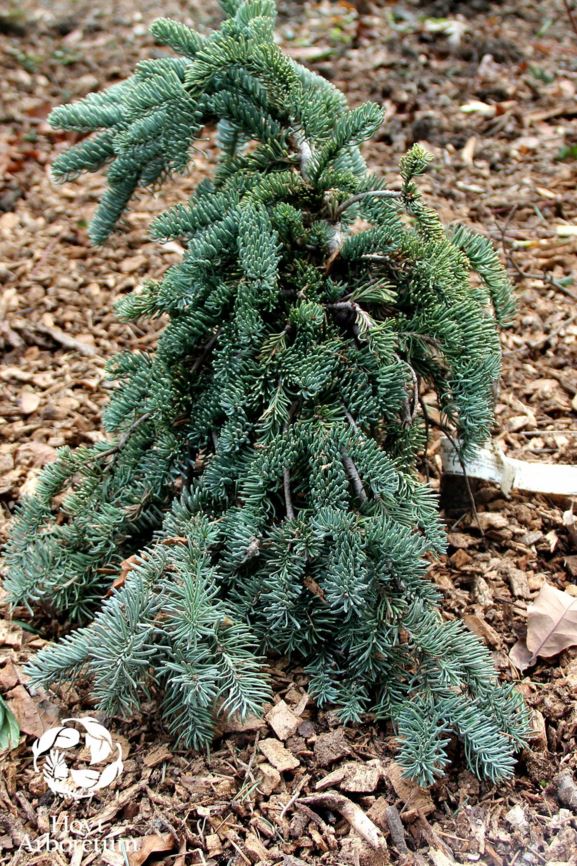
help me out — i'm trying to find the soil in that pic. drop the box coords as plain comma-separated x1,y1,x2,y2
1,1,577,864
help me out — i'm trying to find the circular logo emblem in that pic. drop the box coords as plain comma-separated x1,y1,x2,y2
32,717,124,800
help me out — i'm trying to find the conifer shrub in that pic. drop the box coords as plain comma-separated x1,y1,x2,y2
6,0,528,785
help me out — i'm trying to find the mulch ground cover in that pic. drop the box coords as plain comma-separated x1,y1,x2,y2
1,1,577,863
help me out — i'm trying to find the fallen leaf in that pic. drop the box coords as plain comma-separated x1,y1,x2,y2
385,762,435,815
0,695,20,751
128,833,175,866
173,837,188,866
509,639,533,671
509,582,577,671
0,660,20,690
6,685,47,738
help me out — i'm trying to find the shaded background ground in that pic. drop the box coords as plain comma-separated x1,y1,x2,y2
1,0,577,863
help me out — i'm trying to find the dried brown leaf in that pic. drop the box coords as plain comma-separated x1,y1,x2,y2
385,761,435,815
509,581,577,670
6,685,47,738
128,832,175,866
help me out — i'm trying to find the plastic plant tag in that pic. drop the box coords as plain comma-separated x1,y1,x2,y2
440,437,577,498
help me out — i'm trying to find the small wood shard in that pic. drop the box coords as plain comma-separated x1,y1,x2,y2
259,738,300,772
266,699,301,741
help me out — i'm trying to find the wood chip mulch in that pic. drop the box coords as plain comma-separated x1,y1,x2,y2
1,1,577,864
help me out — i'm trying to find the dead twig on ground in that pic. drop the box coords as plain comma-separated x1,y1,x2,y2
280,773,311,819
562,0,577,39
298,791,386,850
34,323,99,357
495,207,577,304
384,804,410,856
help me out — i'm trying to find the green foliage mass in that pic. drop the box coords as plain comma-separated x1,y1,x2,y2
5,0,527,785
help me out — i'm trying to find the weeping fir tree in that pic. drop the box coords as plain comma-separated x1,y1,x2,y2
5,0,528,785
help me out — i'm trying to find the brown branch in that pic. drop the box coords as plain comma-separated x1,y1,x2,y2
34,323,98,358
283,468,295,520
279,773,311,819
290,132,314,179
190,332,219,376
335,189,401,219
563,0,577,38
418,395,432,483
361,253,390,262
341,449,368,503
433,421,482,532
342,406,359,431
86,412,152,467
393,353,419,427
282,409,299,521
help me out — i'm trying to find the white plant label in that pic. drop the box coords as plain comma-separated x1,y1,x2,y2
440,437,577,497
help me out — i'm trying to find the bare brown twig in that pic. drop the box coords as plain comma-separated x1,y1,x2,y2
298,791,386,850
562,0,577,38
85,412,153,468
335,189,402,219
282,406,300,520
495,206,577,303
384,804,409,856
283,467,295,520
341,449,369,503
